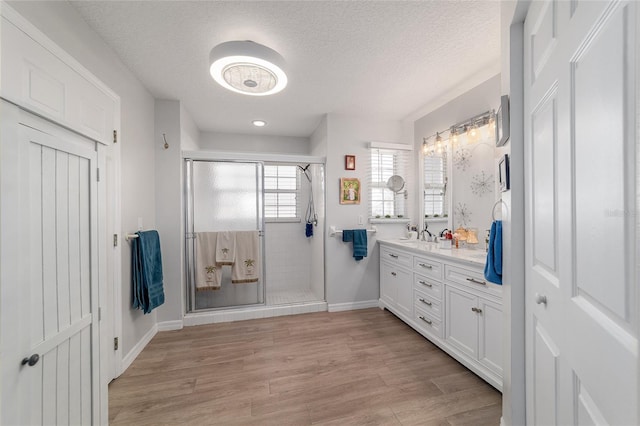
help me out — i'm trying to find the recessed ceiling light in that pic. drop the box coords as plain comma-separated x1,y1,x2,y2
252,120,267,127
209,41,288,96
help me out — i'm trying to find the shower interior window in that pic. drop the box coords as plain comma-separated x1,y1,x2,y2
264,164,300,222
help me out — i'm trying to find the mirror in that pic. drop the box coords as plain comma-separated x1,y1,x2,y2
386,175,405,193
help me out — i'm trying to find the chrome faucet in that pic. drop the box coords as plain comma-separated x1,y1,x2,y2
420,228,433,242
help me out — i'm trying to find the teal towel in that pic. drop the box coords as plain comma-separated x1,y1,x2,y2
342,229,367,261
484,221,502,285
132,230,165,314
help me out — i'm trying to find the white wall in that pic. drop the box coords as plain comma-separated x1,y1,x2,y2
180,104,200,151
324,114,410,306
7,1,158,356
199,131,310,154
154,100,185,324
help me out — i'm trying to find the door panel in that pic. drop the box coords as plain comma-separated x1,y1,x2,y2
1,109,99,425
525,1,638,425
445,286,478,358
533,319,560,426
478,298,503,376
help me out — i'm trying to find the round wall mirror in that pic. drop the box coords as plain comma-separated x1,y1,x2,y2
386,175,405,193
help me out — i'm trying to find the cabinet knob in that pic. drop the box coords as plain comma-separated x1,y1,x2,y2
391,272,397,277
535,293,547,305
471,307,483,314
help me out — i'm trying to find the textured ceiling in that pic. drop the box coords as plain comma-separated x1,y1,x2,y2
70,1,500,138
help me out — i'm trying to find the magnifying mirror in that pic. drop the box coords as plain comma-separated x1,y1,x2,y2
386,175,405,193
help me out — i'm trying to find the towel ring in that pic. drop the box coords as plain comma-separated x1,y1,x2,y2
492,199,506,221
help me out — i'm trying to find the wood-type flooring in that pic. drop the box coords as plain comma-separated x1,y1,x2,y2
109,308,502,425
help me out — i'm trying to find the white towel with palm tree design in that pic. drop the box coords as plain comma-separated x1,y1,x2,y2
215,231,236,265
195,232,222,290
232,231,259,283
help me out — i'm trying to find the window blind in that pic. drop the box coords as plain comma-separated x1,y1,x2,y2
368,144,412,219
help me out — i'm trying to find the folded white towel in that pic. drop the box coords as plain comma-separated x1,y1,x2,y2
232,231,260,284
216,231,235,265
195,232,222,291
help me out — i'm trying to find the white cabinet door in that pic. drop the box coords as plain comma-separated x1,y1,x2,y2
478,298,503,376
380,262,396,305
524,1,637,424
394,266,413,319
0,106,100,425
445,286,478,359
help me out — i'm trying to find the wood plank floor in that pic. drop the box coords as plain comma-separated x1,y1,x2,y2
109,308,502,425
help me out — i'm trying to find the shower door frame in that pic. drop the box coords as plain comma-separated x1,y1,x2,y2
184,156,266,313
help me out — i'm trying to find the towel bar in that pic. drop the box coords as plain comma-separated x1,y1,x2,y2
329,226,377,237
125,233,139,241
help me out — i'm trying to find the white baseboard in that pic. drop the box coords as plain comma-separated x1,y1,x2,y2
328,300,379,312
157,320,183,331
120,323,157,374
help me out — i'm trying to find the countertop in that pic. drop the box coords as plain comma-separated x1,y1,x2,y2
378,238,488,267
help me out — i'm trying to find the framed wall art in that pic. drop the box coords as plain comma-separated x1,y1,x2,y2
345,155,356,170
498,154,510,192
340,178,360,204
496,95,510,147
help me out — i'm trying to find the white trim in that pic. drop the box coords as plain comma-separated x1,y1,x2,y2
368,141,414,151
0,3,119,102
157,320,184,332
183,150,325,164
328,300,379,312
369,218,411,224
121,324,158,374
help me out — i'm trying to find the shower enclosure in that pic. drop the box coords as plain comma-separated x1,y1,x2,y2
184,157,325,314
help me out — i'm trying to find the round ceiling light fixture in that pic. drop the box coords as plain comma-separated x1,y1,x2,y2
252,120,267,127
209,40,288,96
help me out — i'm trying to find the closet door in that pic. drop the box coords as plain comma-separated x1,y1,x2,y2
1,104,100,425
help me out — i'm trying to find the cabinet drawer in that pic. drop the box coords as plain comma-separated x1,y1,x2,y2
414,274,442,301
413,256,443,280
444,264,502,298
414,289,442,319
381,246,412,268
414,307,442,338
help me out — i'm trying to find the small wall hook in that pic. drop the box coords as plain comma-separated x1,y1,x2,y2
162,133,169,150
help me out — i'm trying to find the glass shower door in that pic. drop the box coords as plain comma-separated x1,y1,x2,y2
185,159,264,311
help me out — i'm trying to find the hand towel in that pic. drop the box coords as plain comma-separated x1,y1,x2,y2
342,229,368,261
216,231,236,265
132,230,165,314
484,220,502,285
232,231,260,283
195,232,222,290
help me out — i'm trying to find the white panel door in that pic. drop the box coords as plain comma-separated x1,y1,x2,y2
1,105,100,425
524,1,638,424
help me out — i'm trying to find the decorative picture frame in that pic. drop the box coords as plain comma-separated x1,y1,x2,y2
345,155,356,170
496,95,510,147
340,178,360,204
498,154,510,192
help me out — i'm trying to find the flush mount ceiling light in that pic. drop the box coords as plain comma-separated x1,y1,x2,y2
209,40,288,96
252,120,267,127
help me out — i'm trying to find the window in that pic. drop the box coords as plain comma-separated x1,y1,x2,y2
264,164,299,220
423,152,447,217
369,146,410,219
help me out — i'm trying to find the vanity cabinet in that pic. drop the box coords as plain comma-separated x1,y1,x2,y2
380,246,413,321
378,241,503,391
